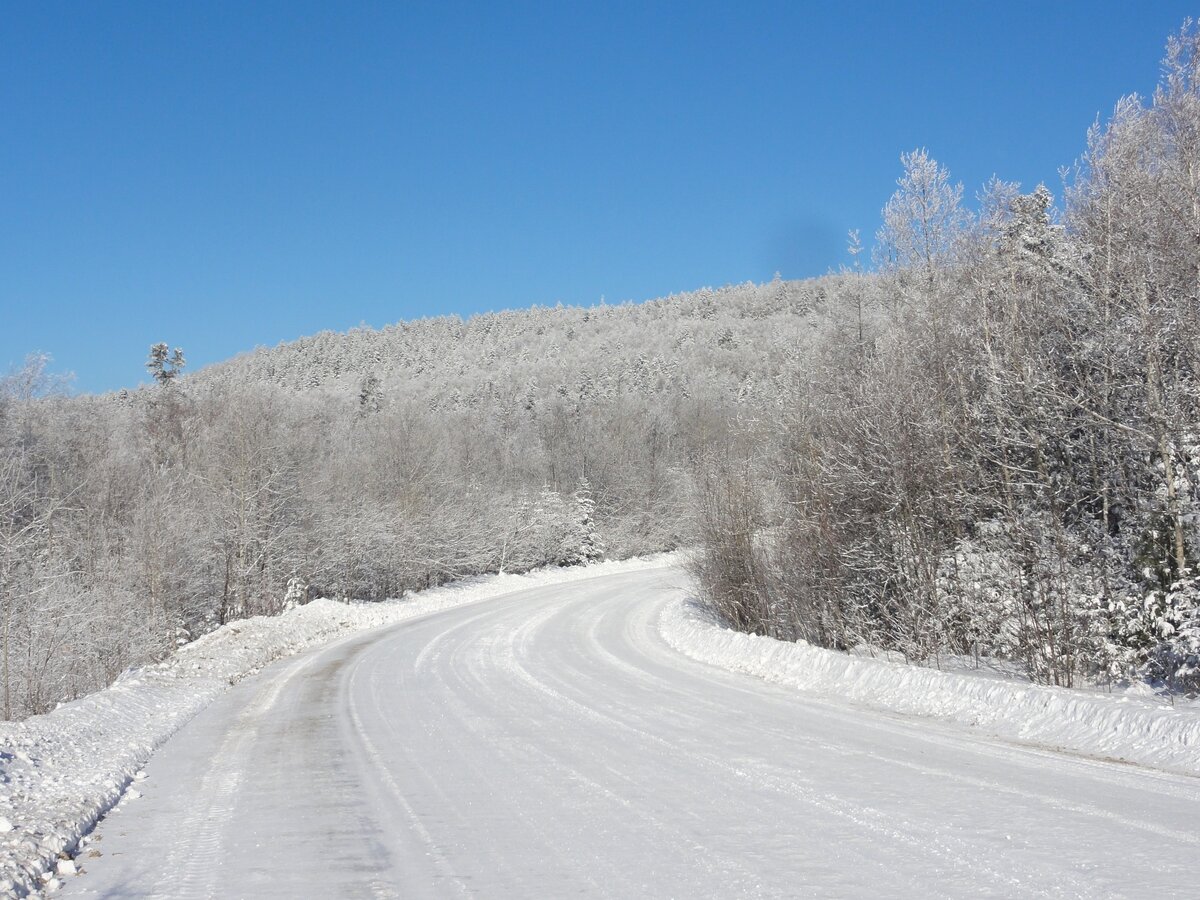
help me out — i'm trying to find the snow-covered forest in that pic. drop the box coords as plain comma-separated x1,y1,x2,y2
693,24,1200,695
3,22,1200,721
1,267,860,718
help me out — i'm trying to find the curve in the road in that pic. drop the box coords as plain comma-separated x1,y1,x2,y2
63,567,1200,899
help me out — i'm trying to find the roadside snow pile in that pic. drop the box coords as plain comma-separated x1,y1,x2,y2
660,597,1200,776
0,554,679,898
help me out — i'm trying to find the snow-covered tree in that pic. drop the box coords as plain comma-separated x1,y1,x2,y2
560,479,604,566
874,148,970,278
146,343,186,385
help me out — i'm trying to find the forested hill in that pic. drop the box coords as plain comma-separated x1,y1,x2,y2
10,21,1198,727
192,276,850,410
1,271,870,720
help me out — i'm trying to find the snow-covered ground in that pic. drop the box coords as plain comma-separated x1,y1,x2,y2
661,596,1200,776
6,556,1200,897
0,554,679,897
52,565,1200,898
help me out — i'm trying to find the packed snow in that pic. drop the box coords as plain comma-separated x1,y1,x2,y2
0,554,679,898
53,566,1200,898
6,555,1200,896
661,595,1200,776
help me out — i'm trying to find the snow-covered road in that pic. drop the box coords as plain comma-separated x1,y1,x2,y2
63,567,1200,898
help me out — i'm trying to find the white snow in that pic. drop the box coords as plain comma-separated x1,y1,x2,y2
659,595,1200,776
0,554,680,898
55,564,1200,898
8,556,1200,897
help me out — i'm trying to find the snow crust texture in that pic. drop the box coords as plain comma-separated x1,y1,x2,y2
661,597,1200,776
0,555,679,898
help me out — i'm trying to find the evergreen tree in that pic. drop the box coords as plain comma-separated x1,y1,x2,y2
146,343,186,385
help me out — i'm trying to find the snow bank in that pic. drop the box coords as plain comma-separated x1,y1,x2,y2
660,597,1200,776
0,554,680,898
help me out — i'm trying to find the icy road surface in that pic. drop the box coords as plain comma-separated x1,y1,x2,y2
65,567,1200,898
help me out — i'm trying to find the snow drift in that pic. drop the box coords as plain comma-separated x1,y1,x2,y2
660,596,1200,776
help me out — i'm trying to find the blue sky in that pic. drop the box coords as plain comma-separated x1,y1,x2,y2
2,1,1196,392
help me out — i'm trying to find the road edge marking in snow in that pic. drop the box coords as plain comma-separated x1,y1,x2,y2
658,596,1200,778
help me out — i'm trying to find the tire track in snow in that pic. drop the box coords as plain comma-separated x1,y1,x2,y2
344,655,473,898
60,565,1200,899
489,590,1063,899
605,598,1200,847
151,650,322,898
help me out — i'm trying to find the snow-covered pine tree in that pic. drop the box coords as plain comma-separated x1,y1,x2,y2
146,343,186,385
561,479,604,566
358,372,384,416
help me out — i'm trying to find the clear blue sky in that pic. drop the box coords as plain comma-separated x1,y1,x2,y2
2,1,1196,392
